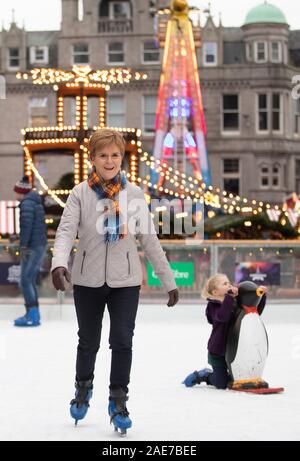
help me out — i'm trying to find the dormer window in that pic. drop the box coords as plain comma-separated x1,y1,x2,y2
30,46,49,65
203,42,217,66
109,1,131,20
8,48,20,70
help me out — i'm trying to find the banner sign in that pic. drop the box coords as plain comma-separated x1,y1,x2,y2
147,262,194,286
0,263,21,285
235,262,281,285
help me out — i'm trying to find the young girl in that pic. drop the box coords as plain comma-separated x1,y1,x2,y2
182,273,267,390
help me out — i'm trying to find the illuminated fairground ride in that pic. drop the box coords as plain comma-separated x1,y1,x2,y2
17,66,147,208
153,0,211,189
146,0,300,237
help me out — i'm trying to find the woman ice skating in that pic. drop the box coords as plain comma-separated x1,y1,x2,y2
51,128,179,436
182,273,267,390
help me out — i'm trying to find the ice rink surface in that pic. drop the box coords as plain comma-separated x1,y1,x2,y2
0,301,299,441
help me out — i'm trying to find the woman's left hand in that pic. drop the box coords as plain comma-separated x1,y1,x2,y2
167,288,179,307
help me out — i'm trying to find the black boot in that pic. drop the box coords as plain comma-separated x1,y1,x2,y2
70,378,93,425
108,387,132,436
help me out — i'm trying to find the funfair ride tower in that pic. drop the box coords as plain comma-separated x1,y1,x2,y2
153,0,211,187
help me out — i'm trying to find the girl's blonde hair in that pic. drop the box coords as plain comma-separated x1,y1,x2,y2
89,128,125,159
201,273,227,299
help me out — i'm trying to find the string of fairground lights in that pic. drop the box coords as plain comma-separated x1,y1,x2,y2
23,148,299,228
140,152,298,218
16,67,148,86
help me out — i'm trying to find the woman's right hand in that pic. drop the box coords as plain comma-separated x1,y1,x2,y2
52,266,71,291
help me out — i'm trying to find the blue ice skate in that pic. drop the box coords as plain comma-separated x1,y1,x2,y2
108,388,132,437
70,379,93,426
14,307,40,327
182,368,213,387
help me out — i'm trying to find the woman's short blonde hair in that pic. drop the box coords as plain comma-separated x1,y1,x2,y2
89,129,126,159
201,273,227,299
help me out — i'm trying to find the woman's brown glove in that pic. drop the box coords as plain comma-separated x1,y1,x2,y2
167,288,179,307
52,266,71,291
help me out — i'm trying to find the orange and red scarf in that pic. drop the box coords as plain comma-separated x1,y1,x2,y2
87,166,127,243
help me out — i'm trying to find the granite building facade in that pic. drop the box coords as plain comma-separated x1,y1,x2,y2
0,0,299,203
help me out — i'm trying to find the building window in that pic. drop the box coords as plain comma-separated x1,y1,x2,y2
272,163,280,188
258,94,268,131
72,43,89,65
255,42,267,63
257,93,282,133
293,98,300,135
109,1,131,19
203,42,217,66
108,42,124,64
143,40,160,64
143,95,157,133
271,42,282,63
78,0,84,20
223,159,239,174
8,48,20,69
222,158,240,195
107,95,125,127
29,97,48,127
29,97,48,108
223,178,240,195
296,160,300,194
246,42,253,61
260,164,270,188
259,163,281,189
30,116,49,127
272,93,281,131
63,97,76,126
222,95,239,132
30,46,49,65
87,97,100,127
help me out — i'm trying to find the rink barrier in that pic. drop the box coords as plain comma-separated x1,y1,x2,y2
0,239,299,301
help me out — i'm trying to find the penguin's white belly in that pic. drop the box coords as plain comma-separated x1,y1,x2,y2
231,313,268,381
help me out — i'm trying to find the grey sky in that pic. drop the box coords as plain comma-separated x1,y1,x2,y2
0,0,299,31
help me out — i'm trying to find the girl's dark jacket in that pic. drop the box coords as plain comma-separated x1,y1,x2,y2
206,293,266,356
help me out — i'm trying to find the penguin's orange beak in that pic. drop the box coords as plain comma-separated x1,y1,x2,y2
256,287,264,297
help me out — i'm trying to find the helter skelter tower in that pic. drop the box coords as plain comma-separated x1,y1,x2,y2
153,0,211,187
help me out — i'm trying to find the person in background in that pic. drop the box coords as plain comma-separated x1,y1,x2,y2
13,176,47,327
